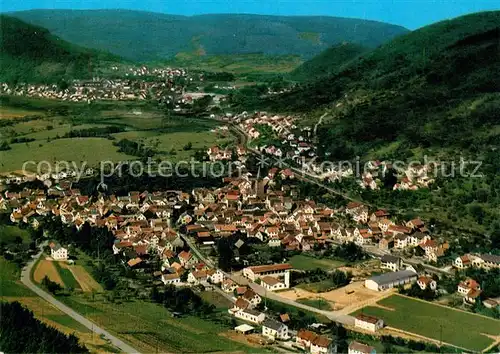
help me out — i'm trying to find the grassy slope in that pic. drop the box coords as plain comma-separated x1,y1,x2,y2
59,294,261,353
0,15,120,83
10,9,409,61
290,43,368,81
352,294,500,351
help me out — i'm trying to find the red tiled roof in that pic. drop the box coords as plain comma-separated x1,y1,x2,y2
248,263,292,273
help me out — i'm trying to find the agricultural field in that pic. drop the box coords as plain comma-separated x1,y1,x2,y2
289,254,345,271
0,98,233,173
61,263,103,293
53,261,81,290
33,259,65,286
0,256,118,352
352,294,500,351
0,106,44,119
59,294,262,353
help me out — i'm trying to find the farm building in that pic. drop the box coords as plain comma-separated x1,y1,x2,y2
365,270,417,291
354,314,384,332
348,341,377,354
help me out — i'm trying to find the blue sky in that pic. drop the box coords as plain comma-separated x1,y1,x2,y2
2,0,499,29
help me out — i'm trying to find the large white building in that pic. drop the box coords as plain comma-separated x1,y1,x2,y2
50,242,68,260
243,263,292,288
365,270,417,291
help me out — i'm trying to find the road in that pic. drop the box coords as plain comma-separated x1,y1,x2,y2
230,125,370,206
21,243,140,354
180,232,356,326
247,282,355,326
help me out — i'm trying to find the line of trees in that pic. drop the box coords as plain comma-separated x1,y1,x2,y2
63,126,124,139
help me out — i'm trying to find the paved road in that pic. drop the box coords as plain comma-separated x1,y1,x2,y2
21,244,140,354
247,282,355,326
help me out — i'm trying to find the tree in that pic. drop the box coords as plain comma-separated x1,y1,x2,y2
41,276,62,294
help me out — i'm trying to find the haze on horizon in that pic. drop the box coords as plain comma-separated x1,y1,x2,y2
3,0,499,29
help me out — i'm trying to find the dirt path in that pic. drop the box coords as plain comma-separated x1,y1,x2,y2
385,326,471,352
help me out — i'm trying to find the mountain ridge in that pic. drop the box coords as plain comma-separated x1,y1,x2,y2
0,15,120,83
8,9,409,62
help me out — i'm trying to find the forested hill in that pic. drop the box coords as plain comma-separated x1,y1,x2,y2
289,43,368,81
263,11,500,159
0,301,88,353
9,9,409,61
0,15,119,83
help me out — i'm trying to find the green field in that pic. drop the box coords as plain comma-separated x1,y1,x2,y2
297,298,332,310
53,262,81,290
352,295,500,351
0,99,232,173
0,225,31,244
59,294,261,353
290,254,345,271
296,280,340,293
0,257,33,297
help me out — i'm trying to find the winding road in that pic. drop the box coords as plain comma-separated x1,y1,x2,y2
21,244,140,354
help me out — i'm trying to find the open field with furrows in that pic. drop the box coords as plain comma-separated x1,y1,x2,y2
351,294,500,351
59,294,264,353
0,257,119,352
33,259,65,286
0,98,232,173
289,254,345,271
59,262,103,293
53,261,81,290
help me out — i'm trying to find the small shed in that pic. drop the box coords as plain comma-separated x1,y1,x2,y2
235,324,255,335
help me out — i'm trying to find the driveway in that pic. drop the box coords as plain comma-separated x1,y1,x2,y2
20,243,140,353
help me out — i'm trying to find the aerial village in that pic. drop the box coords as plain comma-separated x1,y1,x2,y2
2,131,500,352
0,65,196,103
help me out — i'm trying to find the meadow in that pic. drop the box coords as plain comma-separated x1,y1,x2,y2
59,294,261,353
352,294,500,351
0,97,233,173
289,254,345,271
0,256,119,352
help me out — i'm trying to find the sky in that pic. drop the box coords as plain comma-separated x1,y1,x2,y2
2,0,499,29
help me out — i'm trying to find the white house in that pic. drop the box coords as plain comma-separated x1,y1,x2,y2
348,341,376,354
233,308,266,324
206,269,224,284
354,314,384,332
380,255,401,272
260,276,287,291
50,242,68,260
262,319,289,340
417,276,437,291
162,273,182,286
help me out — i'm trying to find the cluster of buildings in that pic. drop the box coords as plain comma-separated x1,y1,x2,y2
0,66,189,104
233,111,436,192
236,112,316,161
342,203,449,263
